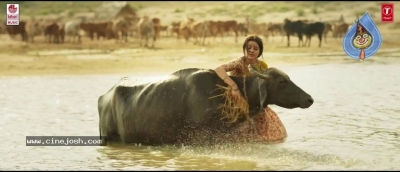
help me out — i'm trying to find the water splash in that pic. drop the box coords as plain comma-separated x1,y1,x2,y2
342,12,383,60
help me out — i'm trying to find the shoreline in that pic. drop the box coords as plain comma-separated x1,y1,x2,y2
1,36,399,78
1,51,398,78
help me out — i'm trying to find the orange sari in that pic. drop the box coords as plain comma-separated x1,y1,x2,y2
221,57,288,141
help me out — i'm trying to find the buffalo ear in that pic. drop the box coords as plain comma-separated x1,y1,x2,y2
258,79,268,110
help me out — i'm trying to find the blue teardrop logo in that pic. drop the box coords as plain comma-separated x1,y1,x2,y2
342,12,383,60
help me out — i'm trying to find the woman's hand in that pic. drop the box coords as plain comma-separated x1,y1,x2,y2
231,86,241,98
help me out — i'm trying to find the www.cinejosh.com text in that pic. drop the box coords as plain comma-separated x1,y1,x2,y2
26,136,105,146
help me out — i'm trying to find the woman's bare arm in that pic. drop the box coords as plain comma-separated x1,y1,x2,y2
214,66,238,90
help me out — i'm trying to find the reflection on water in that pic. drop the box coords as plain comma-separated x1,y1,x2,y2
1,59,400,170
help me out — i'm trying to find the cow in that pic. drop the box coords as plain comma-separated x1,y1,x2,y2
266,23,284,42
111,18,130,43
152,17,161,40
25,20,42,43
302,22,325,47
80,22,112,41
323,23,333,43
332,22,349,39
206,20,238,43
169,21,181,38
283,18,306,47
208,20,222,41
44,22,64,44
124,16,141,38
196,21,211,45
5,21,27,41
186,21,211,45
237,23,248,36
219,20,239,43
177,18,196,43
246,22,269,40
137,16,156,47
98,65,314,146
64,20,82,43
160,25,168,37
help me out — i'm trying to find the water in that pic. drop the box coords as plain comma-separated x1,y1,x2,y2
1,58,400,170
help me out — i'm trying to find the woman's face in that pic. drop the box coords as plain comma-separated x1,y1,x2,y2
246,40,260,60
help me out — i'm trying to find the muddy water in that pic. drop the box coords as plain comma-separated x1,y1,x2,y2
1,58,400,170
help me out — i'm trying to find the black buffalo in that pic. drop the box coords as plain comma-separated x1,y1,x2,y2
302,22,325,47
98,65,314,146
283,18,305,47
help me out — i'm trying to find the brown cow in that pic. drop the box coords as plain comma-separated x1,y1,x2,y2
178,18,196,42
25,20,42,43
5,21,27,41
237,23,249,36
37,19,49,37
219,20,239,43
44,22,64,44
332,22,349,39
246,22,269,39
160,25,168,37
266,23,284,42
207,20,223,41
80,22,112,40
189,21,211,45
152,18,161,40
170,21,181,39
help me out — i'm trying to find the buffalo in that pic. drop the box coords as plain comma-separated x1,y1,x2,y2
98,65,314,146
283,19,305,47
302,22,325,47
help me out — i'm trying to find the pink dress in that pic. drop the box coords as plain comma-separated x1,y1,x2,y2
221,57,288,141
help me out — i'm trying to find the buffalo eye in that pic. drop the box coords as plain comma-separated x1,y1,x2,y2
278,79,287,86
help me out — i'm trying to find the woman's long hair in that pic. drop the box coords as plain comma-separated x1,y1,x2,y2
242,35,264,59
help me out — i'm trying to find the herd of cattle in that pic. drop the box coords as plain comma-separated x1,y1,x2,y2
1,16,350,48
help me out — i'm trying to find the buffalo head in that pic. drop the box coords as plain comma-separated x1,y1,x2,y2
249,65,313,109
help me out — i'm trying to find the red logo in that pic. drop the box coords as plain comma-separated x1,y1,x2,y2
381,3,394,22
8,4,17,14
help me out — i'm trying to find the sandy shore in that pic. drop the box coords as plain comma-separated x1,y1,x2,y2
0,33,399,77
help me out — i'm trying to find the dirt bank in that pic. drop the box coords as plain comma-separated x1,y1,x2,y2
1,30,399,77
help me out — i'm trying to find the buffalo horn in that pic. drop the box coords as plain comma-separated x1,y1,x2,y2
248,64,269,79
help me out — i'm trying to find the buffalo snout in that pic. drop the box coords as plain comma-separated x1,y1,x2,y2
300,94,314,109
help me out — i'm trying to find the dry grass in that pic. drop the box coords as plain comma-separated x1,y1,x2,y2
209,82,250,123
